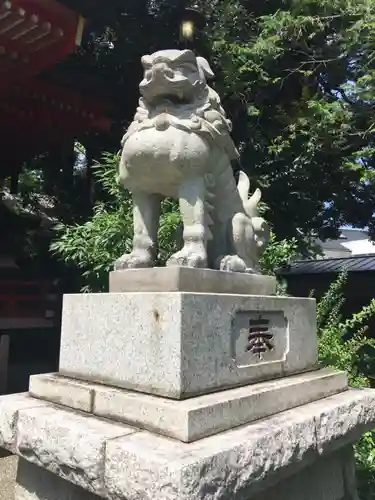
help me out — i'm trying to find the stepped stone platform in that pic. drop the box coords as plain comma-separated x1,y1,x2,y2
30,368,348,442
1,389,374,499
0,267,374,500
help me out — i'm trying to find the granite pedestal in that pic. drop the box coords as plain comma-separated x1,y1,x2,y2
58,291,318,398
1,390,374,500
0,268,374,500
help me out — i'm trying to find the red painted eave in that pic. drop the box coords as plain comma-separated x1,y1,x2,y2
0,76,112,164
0,0,84,90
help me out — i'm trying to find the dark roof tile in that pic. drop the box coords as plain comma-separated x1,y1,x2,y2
278,255,375,275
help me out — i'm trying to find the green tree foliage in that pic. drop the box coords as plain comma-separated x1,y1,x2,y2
259,233,298,276
315,271,375,498
193,0,375,242
356,431,375,499
316,271,375,387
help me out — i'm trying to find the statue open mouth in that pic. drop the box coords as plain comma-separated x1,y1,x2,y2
154,93,189,105
140,78,193,105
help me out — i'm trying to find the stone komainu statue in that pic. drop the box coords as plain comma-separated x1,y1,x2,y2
115,49,269,273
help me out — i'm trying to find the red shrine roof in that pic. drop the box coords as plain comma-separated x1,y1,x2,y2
0,0,84,90
0,0,111,164
1,78,111,164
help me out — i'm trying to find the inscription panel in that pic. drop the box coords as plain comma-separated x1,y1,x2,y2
232,311,288,368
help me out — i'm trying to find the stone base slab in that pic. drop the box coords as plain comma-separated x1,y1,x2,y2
0,389,374,500
59,292,317,399
14,447,356,500
29,368,348,442
109,267,277,295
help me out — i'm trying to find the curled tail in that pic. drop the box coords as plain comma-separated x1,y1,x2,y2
237,171,262,218
237,170,270,253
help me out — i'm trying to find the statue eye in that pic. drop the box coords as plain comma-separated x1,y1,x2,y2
176,64,197,74
145,70,152,80
164,68,174,78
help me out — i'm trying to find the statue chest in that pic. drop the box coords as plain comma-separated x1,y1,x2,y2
119,126,211,195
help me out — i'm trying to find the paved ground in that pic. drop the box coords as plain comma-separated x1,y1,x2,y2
0,454,17,500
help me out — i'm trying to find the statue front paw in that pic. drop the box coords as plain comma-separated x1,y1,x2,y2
114,251,154,270
167,245,207,269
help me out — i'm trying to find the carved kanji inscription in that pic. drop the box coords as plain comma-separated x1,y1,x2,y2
231,311,287,368
246,317,274,358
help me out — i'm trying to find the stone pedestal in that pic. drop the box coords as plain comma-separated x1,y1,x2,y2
0,268,374,499
58,290,318,398
13,447,360,500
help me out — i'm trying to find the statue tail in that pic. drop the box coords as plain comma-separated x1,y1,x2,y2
237,171,270,253
237,171,261,218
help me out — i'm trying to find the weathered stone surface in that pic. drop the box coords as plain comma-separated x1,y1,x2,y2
0,394,49,452
104,405,320,500
109,267,277,295
95,368,346,443
60,292,183,398
59,292,317,399
30,369,348,442
315,389,375,454
0,389,373,500
104,389,375,500
15,405,135,496
15,458,101,500
29,374,96,413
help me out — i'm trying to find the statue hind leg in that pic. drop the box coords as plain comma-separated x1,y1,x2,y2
232,212,259,273
114,191,162,270
208,214,247,273
216,213,259,274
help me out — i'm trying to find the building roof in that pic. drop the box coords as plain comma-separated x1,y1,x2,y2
312,228,375,259
279,255,375,276
0,0,84,92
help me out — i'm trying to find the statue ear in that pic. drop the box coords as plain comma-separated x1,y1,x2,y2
141,55,152,69
197,56,214,79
